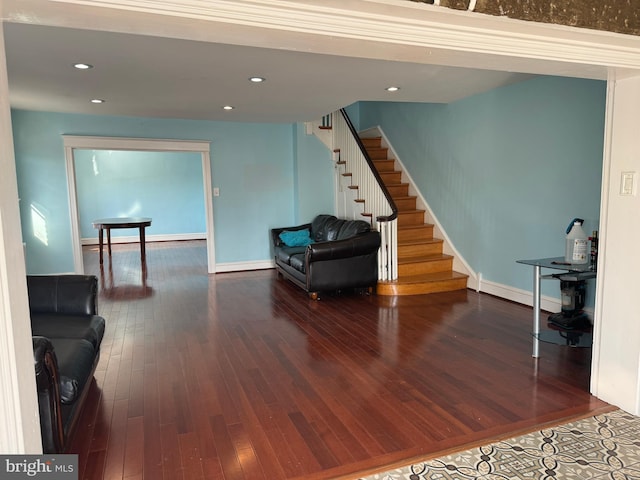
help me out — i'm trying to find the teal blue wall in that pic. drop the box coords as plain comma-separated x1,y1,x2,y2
12,110,332,273
74,149,205,238
358,76,606,298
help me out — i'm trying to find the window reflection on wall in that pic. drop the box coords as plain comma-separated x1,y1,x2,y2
31,203,49,246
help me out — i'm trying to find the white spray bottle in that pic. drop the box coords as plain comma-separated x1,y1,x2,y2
565,218,588,264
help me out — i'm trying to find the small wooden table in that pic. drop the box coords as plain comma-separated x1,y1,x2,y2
92,217,152,265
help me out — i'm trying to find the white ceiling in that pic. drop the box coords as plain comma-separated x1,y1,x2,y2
3,22,533,123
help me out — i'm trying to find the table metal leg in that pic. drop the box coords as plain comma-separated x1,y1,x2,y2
139,226,146,264
533,264,541,358
106,228,112,258
98,228,104,264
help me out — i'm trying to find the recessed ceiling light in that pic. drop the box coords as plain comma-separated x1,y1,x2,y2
74,63,93,70
90,98,105,104
223,105,234,110
249,76,266,83
386,86,400,92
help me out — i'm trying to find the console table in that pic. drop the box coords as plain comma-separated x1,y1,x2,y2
516,257,596,358
92,217,152,266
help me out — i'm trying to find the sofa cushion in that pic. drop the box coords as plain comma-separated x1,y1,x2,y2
309,215,372,242
27,274,97,316
276,246,307,265
31,313,105,349
310,215,338,242
323,217,348,241
289,253,306,273
337,220,371,240
279,229,313,247
49,338,96,404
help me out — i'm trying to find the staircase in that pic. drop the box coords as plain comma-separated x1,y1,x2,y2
361,137,469,296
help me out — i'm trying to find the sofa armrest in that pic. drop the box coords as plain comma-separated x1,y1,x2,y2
271,223,312,248
33,336,65,454
307,231,381,262
27,275,98,316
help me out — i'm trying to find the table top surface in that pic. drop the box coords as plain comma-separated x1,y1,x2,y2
516,256,595,273
92,217,152,228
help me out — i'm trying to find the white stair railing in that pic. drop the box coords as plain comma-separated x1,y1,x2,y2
331,110,398,282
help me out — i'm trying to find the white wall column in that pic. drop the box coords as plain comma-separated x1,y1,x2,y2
591,74,640,414
0,24,42,453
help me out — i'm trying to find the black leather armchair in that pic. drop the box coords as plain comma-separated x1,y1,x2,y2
272,214,381,299
29,275,105,453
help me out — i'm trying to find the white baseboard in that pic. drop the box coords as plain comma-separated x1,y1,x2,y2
215,260,275,273
479,278,596,322
478,278,562,313
81,233,206,245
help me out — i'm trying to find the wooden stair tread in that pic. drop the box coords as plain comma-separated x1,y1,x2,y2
397,253,453,265
383,181,407,185
360,137,381,147
377,271,468,296
373,160,396,171
397,209,426,215
398,237,442,246
367,147,388,153
380,271,468,284
399,223,434,230
393,195,417,201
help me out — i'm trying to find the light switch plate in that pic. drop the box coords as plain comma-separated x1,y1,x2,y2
213,187,220,197
620,171,636,196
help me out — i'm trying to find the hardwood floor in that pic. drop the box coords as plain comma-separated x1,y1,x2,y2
70,240,609,480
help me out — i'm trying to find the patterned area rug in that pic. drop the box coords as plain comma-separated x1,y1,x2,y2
360,409,640,480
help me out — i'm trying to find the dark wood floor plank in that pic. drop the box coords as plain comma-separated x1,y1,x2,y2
127,369,144,420
102,398,128,480
159,422,184,480
69,240,609,480
226,422,266,480
122,416,143,479
178,431,205,480
68,381,102,479
83,450,107,480
88,392,115,455
221,377,290,480
141,362,163,480
210,415,245,480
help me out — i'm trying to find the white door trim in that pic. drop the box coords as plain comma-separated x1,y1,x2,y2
62,135,216,274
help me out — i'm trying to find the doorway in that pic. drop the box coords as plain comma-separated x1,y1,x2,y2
63,136,215,274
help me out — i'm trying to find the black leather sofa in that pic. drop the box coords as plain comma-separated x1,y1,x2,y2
271,214,381,299
28,275,105,453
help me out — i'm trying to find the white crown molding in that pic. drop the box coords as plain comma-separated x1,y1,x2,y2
9,0,640,79
62,135,210,152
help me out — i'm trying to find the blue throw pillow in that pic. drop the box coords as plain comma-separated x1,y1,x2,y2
279,229,313,247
